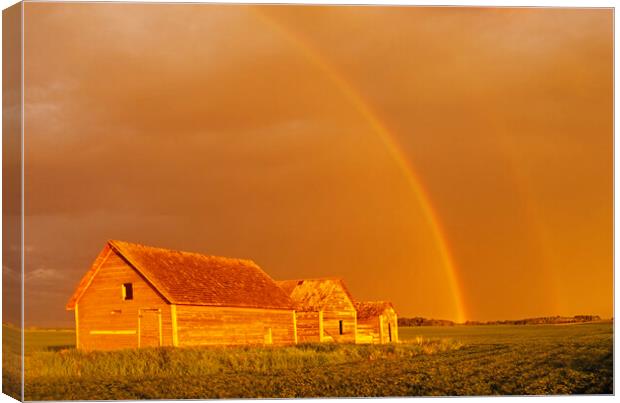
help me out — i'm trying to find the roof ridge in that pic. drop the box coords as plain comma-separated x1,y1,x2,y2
108,239,259,267
356,300,393,305
69,240,294,311
276,276,344,283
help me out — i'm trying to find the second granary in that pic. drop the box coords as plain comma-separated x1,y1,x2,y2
67,240,398,350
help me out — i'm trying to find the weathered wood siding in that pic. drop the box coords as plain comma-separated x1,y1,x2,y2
356,308,399,344
294,310,356,343
76,250,173,350
295,311,321,343
307,280,356,343
175,305,296,346
322,310,356,343
382,309,399,343
356,317,380,344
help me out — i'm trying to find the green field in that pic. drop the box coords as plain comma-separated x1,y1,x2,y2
3,322,613,399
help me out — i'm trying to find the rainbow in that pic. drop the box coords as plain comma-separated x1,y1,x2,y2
254,9,467,323
491,124,561,314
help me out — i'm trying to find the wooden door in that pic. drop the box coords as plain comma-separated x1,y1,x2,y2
139,308,162,347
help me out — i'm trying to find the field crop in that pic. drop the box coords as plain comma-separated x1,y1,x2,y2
3,322,613,400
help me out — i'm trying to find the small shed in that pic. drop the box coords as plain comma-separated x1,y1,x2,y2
276,278,357,343
66,240,296,350
355,301,398,344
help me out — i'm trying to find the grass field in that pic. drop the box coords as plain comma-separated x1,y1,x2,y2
3,322,613,399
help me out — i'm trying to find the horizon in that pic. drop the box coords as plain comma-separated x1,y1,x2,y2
13,4,613,327
6,314,613,330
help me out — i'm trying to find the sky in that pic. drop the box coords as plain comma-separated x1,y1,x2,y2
20,4,612,326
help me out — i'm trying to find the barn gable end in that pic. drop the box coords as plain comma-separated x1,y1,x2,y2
276,278,357,343
72,248,173,350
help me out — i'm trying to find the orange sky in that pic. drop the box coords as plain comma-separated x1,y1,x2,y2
21,4,612,326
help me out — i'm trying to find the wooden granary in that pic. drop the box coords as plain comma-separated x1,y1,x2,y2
276,278,357,343
355,301,398,344
66,240,297,350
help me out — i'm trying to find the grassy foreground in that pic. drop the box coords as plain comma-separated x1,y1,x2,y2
3,322,613,399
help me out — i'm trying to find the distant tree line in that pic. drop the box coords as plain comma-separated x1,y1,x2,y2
398,315,603,327
397,317,456,326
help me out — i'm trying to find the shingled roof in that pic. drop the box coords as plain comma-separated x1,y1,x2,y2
355,301,396,320
67,240,293,310
276,278,355,311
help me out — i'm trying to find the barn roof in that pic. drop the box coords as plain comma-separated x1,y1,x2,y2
67,240,294,310
355,301,396,320
275,278,355,311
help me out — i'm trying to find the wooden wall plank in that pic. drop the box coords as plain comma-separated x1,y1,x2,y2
75,304,80,349
171,304,179,347
176,305,296,346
